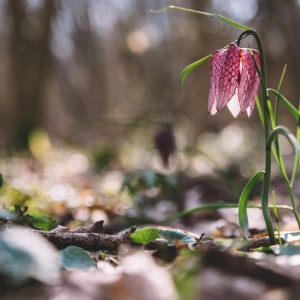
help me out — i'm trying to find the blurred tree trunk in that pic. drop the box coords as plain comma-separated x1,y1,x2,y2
271,0,300,97
8,0,55,151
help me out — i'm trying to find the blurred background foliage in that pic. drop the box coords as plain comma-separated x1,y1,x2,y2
0,0,300,232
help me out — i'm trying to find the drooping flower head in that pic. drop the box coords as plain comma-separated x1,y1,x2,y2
208,43,261,118
154,128,175,168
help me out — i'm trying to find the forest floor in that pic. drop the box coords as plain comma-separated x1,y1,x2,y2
0,150,300,300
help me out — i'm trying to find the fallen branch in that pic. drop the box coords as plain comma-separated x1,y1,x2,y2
29,228,168,251
248,236,281,249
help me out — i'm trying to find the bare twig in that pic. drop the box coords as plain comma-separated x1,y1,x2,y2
27,228,168,251
248,236,282,249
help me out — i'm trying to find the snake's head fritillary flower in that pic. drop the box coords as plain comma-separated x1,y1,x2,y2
208,43,261,118
154,128,175,167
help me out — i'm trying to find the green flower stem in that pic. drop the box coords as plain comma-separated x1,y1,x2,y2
237,30,276,244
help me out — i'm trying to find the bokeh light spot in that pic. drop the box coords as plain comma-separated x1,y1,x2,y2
68,153,89,174
126,30,149,54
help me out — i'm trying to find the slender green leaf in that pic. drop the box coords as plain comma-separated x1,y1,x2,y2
180,55,211,91
270,124,289,183
271,66,291,190
255,95,280,167
130,227,160,245
255,96,264,127
165,202,293,222
266,126,300,155
275,65,287,126
267,89,299,120
152,6,252,31
238,171,265,236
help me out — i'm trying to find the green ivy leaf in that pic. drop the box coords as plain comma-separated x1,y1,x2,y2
158,229,195,246
60,246,95,270
0,210,17,222
140,169,156,189
160,174,177,188
0,239,36,284
26,213,58,231
130,227,160,245
0,230,60,285
273,244,300,256
281,231,300,242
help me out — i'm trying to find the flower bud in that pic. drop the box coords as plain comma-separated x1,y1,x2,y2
154,129,175,167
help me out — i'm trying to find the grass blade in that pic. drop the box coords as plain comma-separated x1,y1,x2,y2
273,191,282,246
165,201,293,222
271,65,288,182
151,6,252,31
275,65,287,126
256,95,280,166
